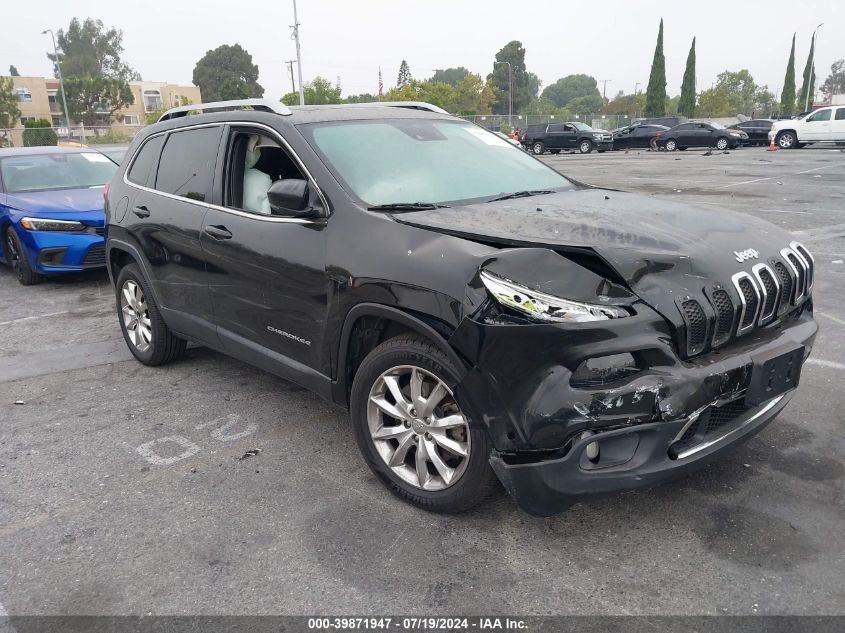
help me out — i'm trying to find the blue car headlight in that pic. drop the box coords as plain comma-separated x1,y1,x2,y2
20,217,86,232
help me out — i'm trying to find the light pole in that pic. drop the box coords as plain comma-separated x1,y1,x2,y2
42,29,71,131
804,22,824,113
600,79,611,100
291,0,305,105
494,61,512,128
634,82,641,95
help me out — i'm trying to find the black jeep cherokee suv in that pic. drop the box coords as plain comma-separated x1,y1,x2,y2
105,99,817,516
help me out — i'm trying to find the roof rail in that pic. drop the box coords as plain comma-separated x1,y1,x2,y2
364,101,449,115
158,98,292,122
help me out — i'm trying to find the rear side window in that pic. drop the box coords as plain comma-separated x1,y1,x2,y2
547,124,566,133
154,126,222,202
836,108,845,121
127,135,165,186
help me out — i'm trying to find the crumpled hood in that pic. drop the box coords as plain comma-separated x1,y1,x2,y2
4,187,106,215
393,188,794,289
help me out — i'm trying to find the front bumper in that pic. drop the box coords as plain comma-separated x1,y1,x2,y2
593,139,614,151
450,303,817,516
16,228,106,273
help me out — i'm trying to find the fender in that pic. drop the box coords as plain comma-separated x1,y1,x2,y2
331,302,468,406
105,238,162,304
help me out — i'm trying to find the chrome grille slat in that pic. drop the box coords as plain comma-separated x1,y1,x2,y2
790,241,814,292
731,272,761,336
751,263,780,324
781,247,806,303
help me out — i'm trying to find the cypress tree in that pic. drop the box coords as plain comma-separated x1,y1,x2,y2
780,34,796,116
678,37,696,118
397,60,412,88
645,18,666,117
798,34,816,112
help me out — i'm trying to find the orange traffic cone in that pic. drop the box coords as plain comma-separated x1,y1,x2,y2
768,139,777,151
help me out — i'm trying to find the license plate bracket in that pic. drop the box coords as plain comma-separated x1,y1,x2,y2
745,344,804,406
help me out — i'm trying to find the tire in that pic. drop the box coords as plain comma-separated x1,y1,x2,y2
4,226,42,286
579,139,593,154
776,131,797,149
115,263,186,366
350,334,496,514
649,138,659,151
677,147,687,151
532,141,545,155
715,136,729,151
550,149,561,155
664,138,677,151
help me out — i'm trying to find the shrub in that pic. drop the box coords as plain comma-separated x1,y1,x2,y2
85,129,132,145
22,119,58,147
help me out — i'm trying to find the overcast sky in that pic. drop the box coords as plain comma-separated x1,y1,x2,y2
1,0,841,101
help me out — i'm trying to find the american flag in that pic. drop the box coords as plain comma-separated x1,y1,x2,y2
378,67,383,97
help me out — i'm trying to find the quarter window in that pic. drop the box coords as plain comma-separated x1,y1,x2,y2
127,135,165,186
835,108,845,121
154,127,222,201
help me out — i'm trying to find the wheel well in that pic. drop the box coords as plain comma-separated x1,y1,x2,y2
344,315,413,398
109,247,136,279
776,129,797,138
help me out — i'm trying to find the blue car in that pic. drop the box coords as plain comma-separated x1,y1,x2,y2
0,147,118,285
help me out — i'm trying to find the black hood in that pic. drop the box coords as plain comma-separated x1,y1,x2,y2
393,188,793,287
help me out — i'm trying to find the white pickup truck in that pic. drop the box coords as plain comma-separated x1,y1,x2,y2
769,103,845,149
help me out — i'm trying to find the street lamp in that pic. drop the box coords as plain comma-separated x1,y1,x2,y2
494,61,512,128
804,22,824,112
42,29,71,131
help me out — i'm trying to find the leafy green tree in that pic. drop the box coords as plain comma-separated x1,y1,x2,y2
9,65,20,76
780,34,797,116
430,67,470,86
602,92,646,117
23,119,58,147
541,74,600,108
797,34,816,112
697,70,775,118
821,59,845,98
397,60,412,88
0,77,21,130
193,44,264,102
488,41,532,115
526,72,542,99
220,76,251,100
344,93,378,103
678,37,696,118
645,18,666,117
281,76,342,105
49,18,138,125
567,94,604,113
452,74,496,114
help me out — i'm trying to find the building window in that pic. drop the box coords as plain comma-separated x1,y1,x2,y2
15,87,32,102
20,116,36,125
52,116,63,127
123,115,140,125
143,90,162,113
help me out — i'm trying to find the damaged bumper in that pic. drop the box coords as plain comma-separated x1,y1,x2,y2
450,302,817,516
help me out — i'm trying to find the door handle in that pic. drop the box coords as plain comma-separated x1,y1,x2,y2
204,225,233,240
132,205,150,218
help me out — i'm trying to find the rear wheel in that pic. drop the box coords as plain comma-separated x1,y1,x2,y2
579,139,593,154
776,131,797,149
4,227,41,286
116,263,186,366
532,141,545,155
715,136,729,151
350,335,495,514
664,139,677,151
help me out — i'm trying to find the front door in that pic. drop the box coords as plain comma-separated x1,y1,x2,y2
200,125,330,374
803,108,833,140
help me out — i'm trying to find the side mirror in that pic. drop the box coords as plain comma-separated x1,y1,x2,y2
267,179,311,216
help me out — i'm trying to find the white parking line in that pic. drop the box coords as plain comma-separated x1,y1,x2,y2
719,161,845,189
807,358,845,371
0,311,70,327
818,312,845,327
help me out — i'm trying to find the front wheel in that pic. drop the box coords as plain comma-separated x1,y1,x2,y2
4,227,41,286
715,136,729,151
532,141,545,155
350,335,495,514
116,263,186,366
776,131,797,149
664,139,677,151
579,139,593,154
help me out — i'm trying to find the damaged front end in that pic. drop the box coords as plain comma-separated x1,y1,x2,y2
447,247,817,517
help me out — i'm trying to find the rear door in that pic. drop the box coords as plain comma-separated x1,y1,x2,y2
672,123,694,145
545,124,566,149
125,125,222,331
832,108,845,141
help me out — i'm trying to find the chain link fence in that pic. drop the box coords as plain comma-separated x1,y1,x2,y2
1,125,144,148
461,113,633,133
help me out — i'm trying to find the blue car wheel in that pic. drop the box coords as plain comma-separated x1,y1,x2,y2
4,227,42,285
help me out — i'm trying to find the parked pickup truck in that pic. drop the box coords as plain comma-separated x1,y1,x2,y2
521,122,613,155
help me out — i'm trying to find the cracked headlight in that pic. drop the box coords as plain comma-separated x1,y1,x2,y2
480,270,629,323
20,217,86,232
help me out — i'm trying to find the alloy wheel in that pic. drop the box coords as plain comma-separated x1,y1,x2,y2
580,140,592,153
716,137,729,150
665,139,677,151
120,280,152,352
778,133,795,149
533,142,543,155
367,365,471,491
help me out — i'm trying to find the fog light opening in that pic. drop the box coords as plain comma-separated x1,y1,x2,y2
580,430,600,463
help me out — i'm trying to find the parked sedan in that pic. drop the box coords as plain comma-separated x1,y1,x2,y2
728,119,774,146
655,121,748,151
612,123,669,150
0,147,117,285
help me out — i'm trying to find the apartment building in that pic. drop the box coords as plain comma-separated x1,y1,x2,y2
1,76,201,145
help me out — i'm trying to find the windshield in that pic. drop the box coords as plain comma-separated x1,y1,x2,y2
708,121,726,130
301,119,571,206
571,122,592,131
0,152,117,193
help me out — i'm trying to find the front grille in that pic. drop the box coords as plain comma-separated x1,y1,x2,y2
709,288,735,346
704,399,751,434
82,244,106,267
785,251,806,300
94,226,105,236
754,265,779,323
736,276,759,332
681,299,707,355
773,261,794,311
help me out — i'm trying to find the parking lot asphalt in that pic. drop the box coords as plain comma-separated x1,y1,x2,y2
1,147,844,616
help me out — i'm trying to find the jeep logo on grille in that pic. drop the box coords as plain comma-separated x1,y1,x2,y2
734,248,759,263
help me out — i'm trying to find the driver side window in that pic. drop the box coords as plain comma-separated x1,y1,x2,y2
807,109,831,122
224,129,305,216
